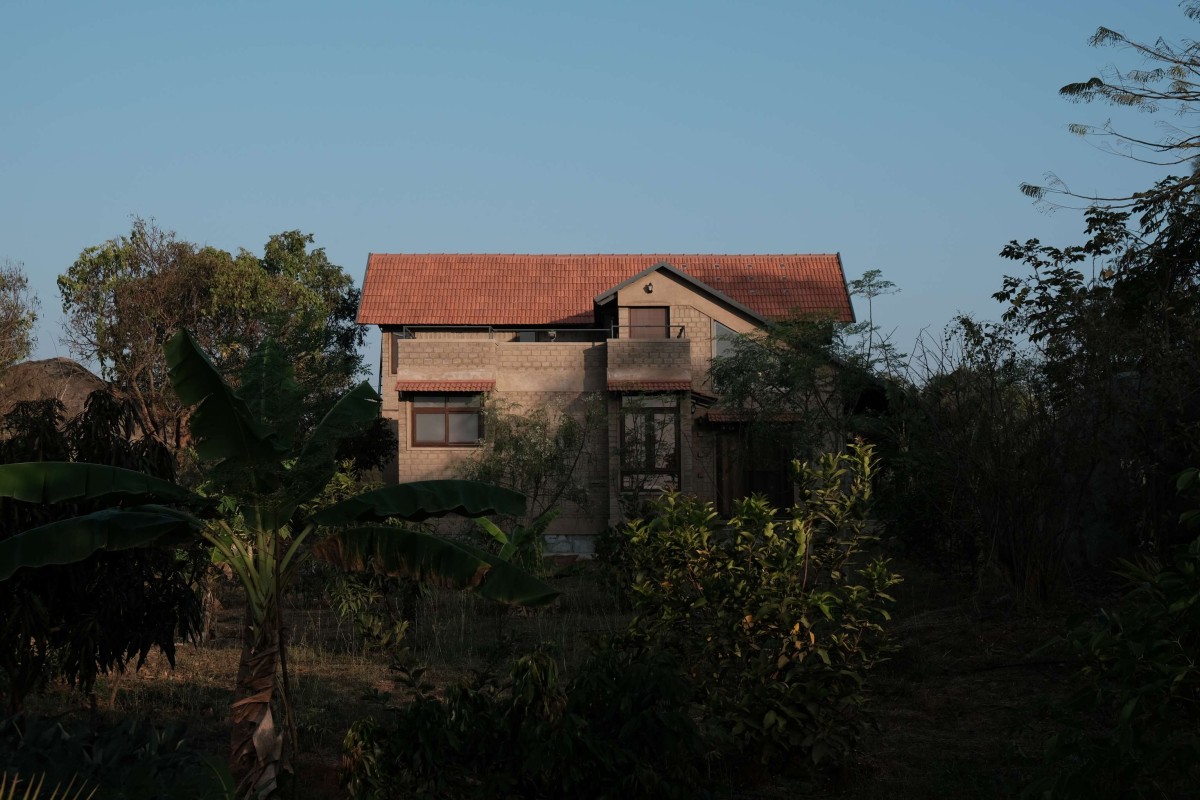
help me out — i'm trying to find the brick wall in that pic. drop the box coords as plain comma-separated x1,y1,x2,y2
384,335,610,550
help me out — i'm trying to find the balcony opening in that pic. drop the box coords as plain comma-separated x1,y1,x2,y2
628,307,669,339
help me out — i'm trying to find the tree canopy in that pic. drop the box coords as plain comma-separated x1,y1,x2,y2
57,219,366,452
0,260,38,370
1023,1,1200,206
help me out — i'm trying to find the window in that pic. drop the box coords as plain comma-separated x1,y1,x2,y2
620,395,680,493
629,307,669,339
411,394,482,446
713,321,738,360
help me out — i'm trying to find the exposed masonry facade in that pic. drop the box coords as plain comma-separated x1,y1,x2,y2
378,267,786,555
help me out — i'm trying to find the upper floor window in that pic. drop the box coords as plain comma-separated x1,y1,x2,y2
629,307,669,339
411,394,482,446
713,321,739,360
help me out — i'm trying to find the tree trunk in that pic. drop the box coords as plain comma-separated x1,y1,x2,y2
230,608,285,798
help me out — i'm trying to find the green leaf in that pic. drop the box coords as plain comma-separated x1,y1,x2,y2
312,480,526,526
165,329,284,471
312,526,558,606
0,462,202,507
285,381,381,512
237,337,303,450
0,507,202,580
475,516,513,562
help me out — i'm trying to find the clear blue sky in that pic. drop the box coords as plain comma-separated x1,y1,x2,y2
1,1,1187,371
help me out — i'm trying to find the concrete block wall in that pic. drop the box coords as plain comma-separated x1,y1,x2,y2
496,342,606,392
670,306,715,394
607,338,691,383
486,389,609,553
383,335,609,554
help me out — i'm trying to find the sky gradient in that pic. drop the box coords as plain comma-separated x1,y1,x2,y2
1,1,1188,375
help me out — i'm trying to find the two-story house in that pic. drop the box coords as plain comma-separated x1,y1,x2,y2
357,254,854,555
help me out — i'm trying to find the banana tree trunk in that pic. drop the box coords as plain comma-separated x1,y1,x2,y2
230,608,285,798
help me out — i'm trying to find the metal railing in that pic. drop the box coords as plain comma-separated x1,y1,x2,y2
609,324,687,340
397,326,609,343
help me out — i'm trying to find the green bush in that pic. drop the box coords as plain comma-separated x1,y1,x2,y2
324,569,414,656
1025,531,1200,797
0,715,233,800
624,441,900,776
341,646,704,800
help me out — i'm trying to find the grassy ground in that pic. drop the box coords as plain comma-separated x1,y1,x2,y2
21,557,1080,798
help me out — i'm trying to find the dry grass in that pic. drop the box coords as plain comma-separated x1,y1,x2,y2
21,558,1082,798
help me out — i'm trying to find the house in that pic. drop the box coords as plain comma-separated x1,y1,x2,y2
357,254,854,555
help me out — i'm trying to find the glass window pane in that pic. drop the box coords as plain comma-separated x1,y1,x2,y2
413,395,446,407
447,413,480,443
450,394,482,408
622,413,646,467
714,322,738,360
650,413,677,469
414,414,445,442
622,474,678,493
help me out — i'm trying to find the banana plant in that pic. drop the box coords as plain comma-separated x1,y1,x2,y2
475,506,561,574
0,330,558,798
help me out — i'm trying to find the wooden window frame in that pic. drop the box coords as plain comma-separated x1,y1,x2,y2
619,394,681,492
410,394,483,447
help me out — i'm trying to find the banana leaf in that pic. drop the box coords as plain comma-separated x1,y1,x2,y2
165,329,284,471
283,381,381,514
0,507,202,580
312,526,558,606
0,462,204,507
311,480,526,526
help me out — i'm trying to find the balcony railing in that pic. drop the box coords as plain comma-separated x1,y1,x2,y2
609,324,687,340
398,326,608,343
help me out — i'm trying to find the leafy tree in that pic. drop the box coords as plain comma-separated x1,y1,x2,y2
57,219,368,452
0,260,37,370
708,271,901,458
460,395,604,523
1024,472,1200,799
0,331,558,797
622,442,899,777
1023,1,1200,207
0,390,201,712
870,8,1200,602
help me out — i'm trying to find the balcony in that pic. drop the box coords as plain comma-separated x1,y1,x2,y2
606,332,691,390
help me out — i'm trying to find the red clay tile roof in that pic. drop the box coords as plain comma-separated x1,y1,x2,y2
608,380,692,392
359,254,852,326
395,380,496,392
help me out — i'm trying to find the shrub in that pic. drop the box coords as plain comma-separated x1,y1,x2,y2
1024,477,1200,798
624,441,900,776
341,646,704,800
0,715,233,800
